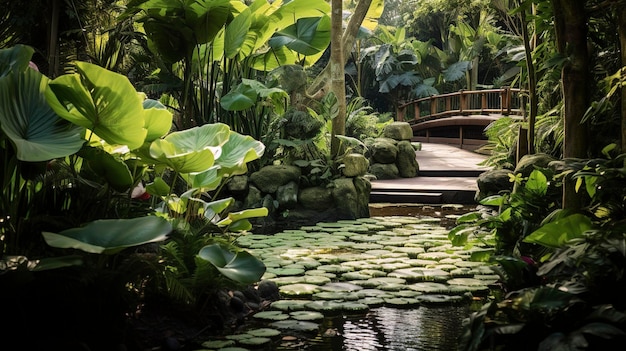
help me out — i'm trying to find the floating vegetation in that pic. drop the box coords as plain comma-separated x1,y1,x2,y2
201,214,499,350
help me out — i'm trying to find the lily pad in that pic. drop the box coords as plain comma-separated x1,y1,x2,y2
270,319,320,332
407,282,450,294
247,328,281,337
279,284,320,297
290,311,325,321
238,337,272,346
270,300,311,312
253,311,289,321
319,282,363,292
201,340,236,348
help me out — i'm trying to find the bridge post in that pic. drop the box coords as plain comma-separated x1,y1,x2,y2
501,86,511,115
414,103,420,121
397,105,405,121
430,96,437,116
459,90,467,113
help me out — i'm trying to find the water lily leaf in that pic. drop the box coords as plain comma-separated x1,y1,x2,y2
290,311,324,321
247,328,281,337
198,244,266,285
0,68,84,161
42,216,171,254
270,319,320,332
45,62,147,149
253,310,290,321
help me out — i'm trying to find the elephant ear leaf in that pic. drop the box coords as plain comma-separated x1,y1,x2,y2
0,44,34,77
0,68,84,161
198,244,266,285
45,62,147,150
42,216,171,255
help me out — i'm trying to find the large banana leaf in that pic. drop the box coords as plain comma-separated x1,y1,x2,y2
42,216,172,255
0,68,84,161
224,8,252,59
149,123,231,173
198,243,266,285
45,62,148,150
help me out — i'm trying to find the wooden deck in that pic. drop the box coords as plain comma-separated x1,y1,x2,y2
369,143,490,204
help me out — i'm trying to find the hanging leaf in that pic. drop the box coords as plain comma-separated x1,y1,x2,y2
269,16,331,56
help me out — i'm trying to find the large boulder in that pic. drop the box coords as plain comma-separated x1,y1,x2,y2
226,175,248,194
369,163,399,180
353,177,371,218
332,178,359,219
299,186,334,211
476,169,514,201
396,141,419,178
370,139,398,164
383,121,414,141
250,165,301,193
243,185,263,208
343,153,370,177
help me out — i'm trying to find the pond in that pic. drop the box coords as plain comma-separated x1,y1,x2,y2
198,204,496,351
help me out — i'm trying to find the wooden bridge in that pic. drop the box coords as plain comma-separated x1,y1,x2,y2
397,87,526,150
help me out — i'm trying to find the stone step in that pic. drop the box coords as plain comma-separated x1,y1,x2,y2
370,191,443,204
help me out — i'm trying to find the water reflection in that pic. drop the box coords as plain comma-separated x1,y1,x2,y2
294,305,468,351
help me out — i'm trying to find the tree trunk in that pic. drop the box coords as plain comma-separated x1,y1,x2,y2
552,0,589,211
48,0,60,77
521,6,537,155
307,0,373,97
330,0,346,157
618,2,626,153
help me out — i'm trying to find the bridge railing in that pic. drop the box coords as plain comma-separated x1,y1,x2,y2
397,87,526,123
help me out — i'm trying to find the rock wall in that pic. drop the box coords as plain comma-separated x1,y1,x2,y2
366,122,420,180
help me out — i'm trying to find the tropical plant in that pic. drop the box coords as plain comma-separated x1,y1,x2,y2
0,44,268,348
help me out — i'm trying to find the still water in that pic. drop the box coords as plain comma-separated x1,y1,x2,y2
275,305,469,350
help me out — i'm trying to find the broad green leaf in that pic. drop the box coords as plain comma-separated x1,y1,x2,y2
78,146,134,192
250,45,297,71
143,98,173,142
0,69,84,161
216,207,269,228
146,176,171,196
215,130,265,177
184,166,222,190
443,61,471,82
149,123,230,173
479,195,505,206
202,197,235,222
42,216,171,255
198,244,266,284
525,169,548,195
0,44,34,77
523,214,594,248
269,16,331,56
361,0,385,31
221,83,258,111
185,0,232,44
45,62,147,150
270,0,330,31
448,224,474,246
456,211,483,223
225,8,252,59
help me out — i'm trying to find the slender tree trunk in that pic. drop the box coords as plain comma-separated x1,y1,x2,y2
307,0,373,97
618,2,626,153
552,0,589,211
48,0,60,77
521,7,537,155
330,0,346,157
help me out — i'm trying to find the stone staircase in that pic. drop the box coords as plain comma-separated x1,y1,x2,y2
369,143,490,205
